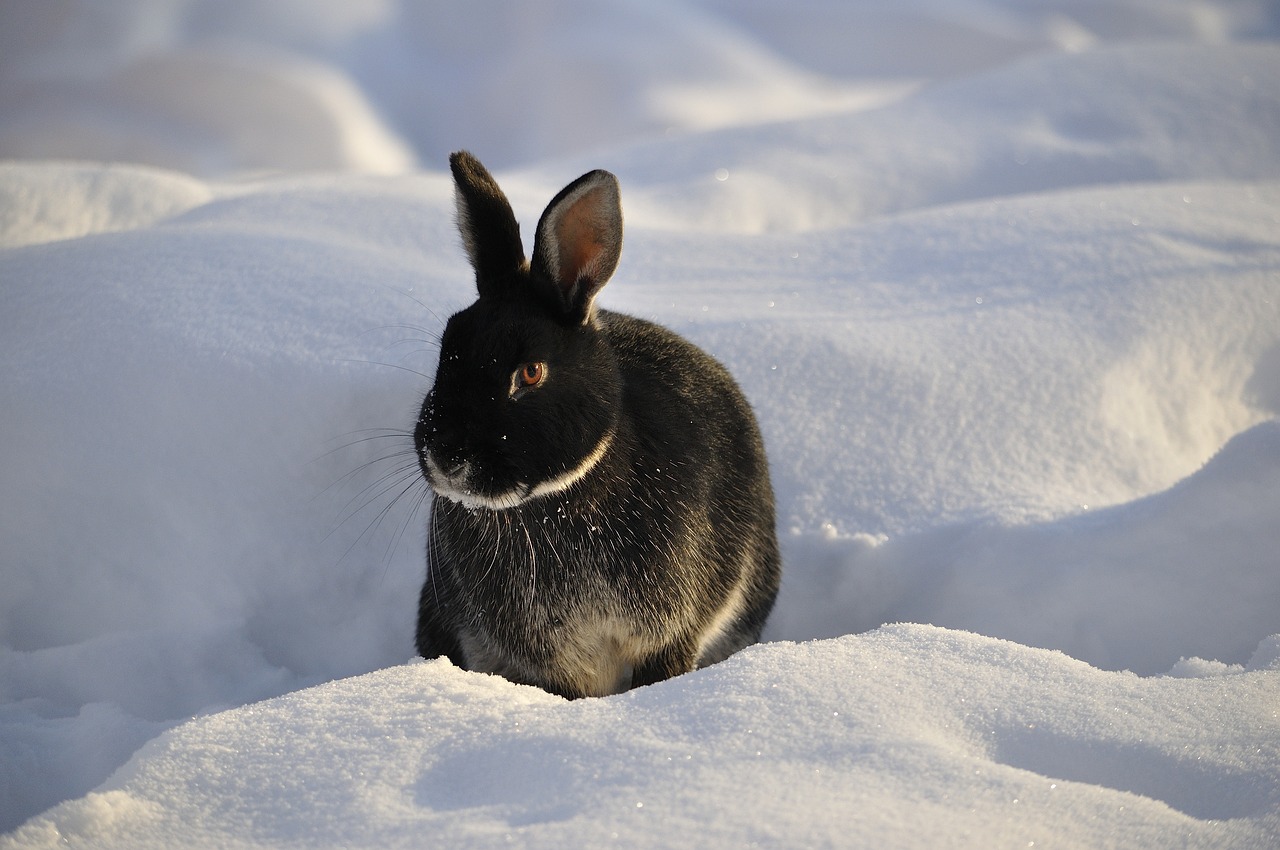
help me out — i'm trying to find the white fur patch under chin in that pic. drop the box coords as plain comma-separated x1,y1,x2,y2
424,455,524,511
433,481,526,512
427,430,613,511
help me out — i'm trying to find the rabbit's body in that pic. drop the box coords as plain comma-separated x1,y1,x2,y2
414,152,780,698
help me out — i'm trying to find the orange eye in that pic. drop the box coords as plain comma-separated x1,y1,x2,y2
515,361,545,389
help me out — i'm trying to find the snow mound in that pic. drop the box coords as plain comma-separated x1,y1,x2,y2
0,0,878,175
0,44,415,176
607,43,1280,232
648,180,1280,534
5,626,1278,850
773,420,1280,675
0,162,211,248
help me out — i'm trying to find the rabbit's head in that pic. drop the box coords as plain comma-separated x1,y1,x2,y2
414,152,624,511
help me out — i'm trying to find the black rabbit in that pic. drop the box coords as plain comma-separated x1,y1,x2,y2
413,151,780,698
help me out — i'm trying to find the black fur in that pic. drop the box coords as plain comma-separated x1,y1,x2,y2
414,151,780,698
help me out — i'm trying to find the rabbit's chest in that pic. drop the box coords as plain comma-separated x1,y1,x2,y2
449,505,665,599
437,502,687,693
455,546,669,695
460,612,652,697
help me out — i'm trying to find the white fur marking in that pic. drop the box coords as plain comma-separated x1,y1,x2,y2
426,429,613,511
526,429,613,502
425,455,525,511
694,569,751,666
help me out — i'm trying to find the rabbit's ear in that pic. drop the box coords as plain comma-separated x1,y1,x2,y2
531,169,622,324
450,151,526,297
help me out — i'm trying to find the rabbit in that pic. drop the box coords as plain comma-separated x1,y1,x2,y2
413,151,780,699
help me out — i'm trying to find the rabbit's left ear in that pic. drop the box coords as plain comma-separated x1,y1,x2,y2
450,150,526,299
531,169,622,325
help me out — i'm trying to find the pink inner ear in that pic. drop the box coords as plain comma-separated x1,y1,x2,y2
556,188,606,288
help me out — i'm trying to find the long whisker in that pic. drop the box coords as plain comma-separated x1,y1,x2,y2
333,468,427,564
426,498,443,607
379,476,434,569
379,284,451,328
312,444,417,504
318,428,414,456
337,358,435,381
319,449,420,527
519,519,538,603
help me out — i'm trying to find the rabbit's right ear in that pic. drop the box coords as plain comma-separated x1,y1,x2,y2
531,169,622,325
450,151,526,297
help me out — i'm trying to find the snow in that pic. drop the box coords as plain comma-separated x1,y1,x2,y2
2,0,1278,847
7,630,1280,849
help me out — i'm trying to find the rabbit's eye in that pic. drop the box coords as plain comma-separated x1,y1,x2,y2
518,362,545,386
511,361,547,397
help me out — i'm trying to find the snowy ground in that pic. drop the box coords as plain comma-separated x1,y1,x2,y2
2,1,1279,847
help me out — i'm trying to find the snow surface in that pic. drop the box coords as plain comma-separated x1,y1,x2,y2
2,0,1279,846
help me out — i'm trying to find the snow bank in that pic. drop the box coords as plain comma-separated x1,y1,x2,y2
4,0,1276,175
605,43,1280,232
5,627,1278,849
772,421,1280,674
2,0,1279,844
0,162,211,249
0,39,415,176
616,179,1280,536
0,0,876,175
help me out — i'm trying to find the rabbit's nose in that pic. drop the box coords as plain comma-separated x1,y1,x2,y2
441,459,467,478
428,448,467,478
424,449,469,487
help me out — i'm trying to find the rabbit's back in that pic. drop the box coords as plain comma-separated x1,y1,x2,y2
595,310,780,664
600,309,776,557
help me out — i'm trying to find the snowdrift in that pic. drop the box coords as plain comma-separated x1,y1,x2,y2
2,0,1278,846
6,628,1279,849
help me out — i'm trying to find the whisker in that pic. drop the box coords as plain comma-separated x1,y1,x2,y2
316,449,419,513
378,476,433,568
520,519,537,603
320,427,414,451
333,461,424,528
426,498,444,607
379,284,450,328
358,321,440,342
474,511,506,590
313,446,416,495
335,472,428,565
337,358,435,381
